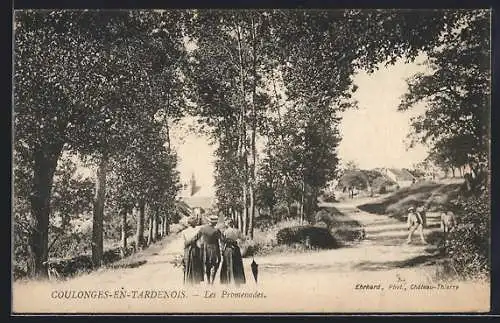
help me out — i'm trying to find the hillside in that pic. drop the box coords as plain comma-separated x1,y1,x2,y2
357,181,463,222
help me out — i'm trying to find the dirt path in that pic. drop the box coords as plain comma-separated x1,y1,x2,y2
12,196,489,313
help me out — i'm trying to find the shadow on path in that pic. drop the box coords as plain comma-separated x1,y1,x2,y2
354,252,444,272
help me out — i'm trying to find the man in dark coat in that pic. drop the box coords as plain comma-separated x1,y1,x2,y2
198,214,223,284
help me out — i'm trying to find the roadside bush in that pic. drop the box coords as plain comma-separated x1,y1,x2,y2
322,191,336,202
276,226,338,249
46,255,94,278
102,247,122,264
314,209,334,229
446,191,490,280
50,228,93,259
254,215,275,230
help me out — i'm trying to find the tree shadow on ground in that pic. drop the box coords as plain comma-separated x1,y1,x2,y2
107,260,148,269
363,229,443,248
353,252,444,271
355,231,445,271
357,183,442,215
367,222,441,236
318,206,363,227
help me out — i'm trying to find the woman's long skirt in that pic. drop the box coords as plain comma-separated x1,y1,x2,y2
184,244,204,284
220,241,246,286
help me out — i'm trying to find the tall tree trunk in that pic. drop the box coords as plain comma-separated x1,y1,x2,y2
248,183,255,238
160,215,165,238
147,211,154,246
243,194,249,236
166,213,170,235
92,152,108,269
236,21,250,237
120,209,127,258
28,144,63,279
136,200,146,249
300,181,305,225
232,209,237,226
237,210,243,231
153,212,159,241
247,14,259,240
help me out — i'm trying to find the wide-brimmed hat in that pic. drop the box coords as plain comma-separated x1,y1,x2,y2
407,206,415,212
208,214,219,223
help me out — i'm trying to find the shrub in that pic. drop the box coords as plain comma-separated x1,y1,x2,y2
276,225,338,249
322,191,336,202
274,204,289,220
314,209,334,229
50,228,93,259
102,247,122,264
446,191,490,280
46,255,94,278
254,215,275,230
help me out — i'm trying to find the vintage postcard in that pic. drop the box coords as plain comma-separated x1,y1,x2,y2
12,8,491,314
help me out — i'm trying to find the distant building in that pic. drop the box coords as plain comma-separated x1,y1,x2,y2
178,173,215,212
378,168,416,188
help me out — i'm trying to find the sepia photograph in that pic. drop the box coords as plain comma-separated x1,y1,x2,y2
12,8,491,314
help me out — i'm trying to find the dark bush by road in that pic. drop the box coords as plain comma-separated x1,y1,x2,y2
276,226,339,249
446,191,490,280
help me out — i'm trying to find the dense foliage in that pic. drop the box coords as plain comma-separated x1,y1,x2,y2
276,226,339,249
13,9,490,281
14,10,186,278
400,10,490,183
447,191,490,280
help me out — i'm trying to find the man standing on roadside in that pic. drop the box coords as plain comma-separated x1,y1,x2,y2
406,206,427,244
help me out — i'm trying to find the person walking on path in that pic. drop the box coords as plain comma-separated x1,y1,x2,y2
181,216,204,285
220,219,246,286
406,206,427,244
198,214,223,284
440,208,458,250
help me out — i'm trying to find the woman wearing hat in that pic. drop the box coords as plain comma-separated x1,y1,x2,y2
181,216,204,285
220,219,246,286
406,206,427,244
198,214,223,284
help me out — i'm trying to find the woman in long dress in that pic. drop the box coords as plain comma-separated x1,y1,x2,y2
182,216,204,285
220,220,246,286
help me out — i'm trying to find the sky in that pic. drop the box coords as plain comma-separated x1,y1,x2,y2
338,56,429,170
170,57,431,197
